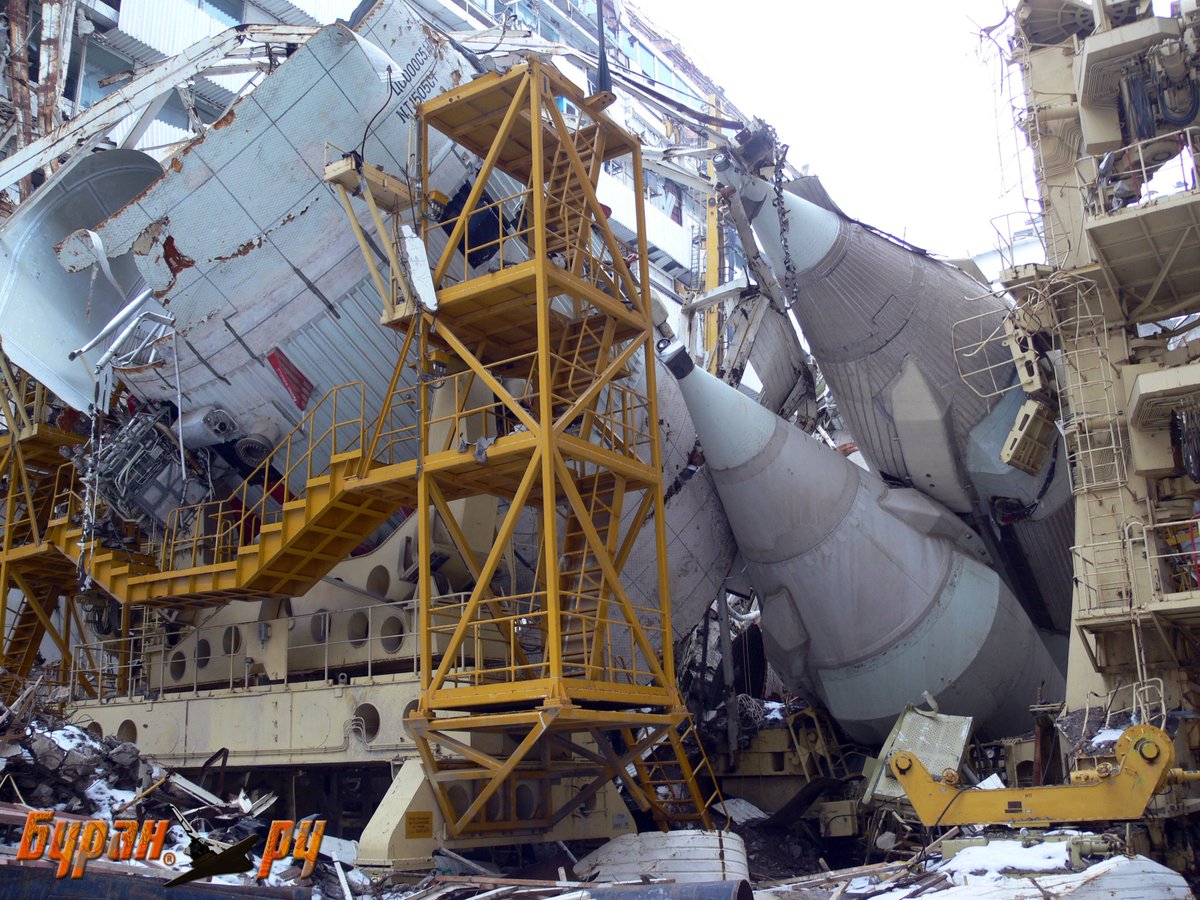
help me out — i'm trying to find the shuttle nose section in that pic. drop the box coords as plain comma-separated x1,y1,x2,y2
659,338,775,470
658,339,860,552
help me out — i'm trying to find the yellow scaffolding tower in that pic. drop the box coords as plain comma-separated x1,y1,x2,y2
0,58,718,837
0,349,94,703
370,59,718,837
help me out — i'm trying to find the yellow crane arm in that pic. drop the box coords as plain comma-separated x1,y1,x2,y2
889,725,1197,827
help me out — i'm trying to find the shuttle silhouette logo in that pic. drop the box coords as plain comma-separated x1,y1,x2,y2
16,811,325,883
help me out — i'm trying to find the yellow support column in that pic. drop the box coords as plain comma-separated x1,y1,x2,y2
704,92,722,374
401,58,718,837
0,351,88,701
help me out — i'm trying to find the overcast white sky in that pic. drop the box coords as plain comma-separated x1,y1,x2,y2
632,0,1027,258
634,0,1176,258
329,0,1176,258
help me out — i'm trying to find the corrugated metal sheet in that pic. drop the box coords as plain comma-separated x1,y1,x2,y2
94,30,236,114
247,0,321,25
575,831,750,885
1013,500,1077,632
248,0,357,25
289,0,361,22
118,0,225,58
747,305,807,413
139,119,191,151
204,70,262,97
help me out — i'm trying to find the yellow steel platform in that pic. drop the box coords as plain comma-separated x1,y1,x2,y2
0,59,720,837
388,58,718,837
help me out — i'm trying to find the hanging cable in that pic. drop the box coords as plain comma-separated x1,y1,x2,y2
1158,78,1200,128
356,65,394,169
475,12,512,55
170,330,187,502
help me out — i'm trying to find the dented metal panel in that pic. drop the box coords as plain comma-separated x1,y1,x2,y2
62,16,467,463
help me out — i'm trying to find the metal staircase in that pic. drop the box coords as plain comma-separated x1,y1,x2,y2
17,386,420,609
0,573,64,697
390,59,717,837
0,62,720,838
0,367,426,699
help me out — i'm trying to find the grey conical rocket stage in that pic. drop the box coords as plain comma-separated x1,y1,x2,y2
659,342,1064,743
712,157,1005,494
714,150,1076,633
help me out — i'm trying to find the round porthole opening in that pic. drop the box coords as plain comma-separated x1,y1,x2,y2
354,702,380,741
381,615,405,653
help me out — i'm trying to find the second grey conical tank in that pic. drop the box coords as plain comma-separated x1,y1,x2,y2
714,149,1076,633
660,342,1063,743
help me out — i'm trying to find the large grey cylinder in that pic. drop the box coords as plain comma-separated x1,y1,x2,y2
669,351,1064,743
721,164,1075,633
0,149,162,412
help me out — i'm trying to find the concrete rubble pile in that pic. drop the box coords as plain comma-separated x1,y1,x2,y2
3,724,142,815
0,692,369,896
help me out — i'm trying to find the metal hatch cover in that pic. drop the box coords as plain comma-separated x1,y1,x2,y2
862,704,973,806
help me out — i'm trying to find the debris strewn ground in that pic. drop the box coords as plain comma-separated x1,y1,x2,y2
0,696,1193,899
0,696,358,896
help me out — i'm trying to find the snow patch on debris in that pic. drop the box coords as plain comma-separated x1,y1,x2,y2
45,724,103,753
940,839,1071,884
347,866,374,888
1086,728,1124,750
814,837,1195,899
84,778,137,820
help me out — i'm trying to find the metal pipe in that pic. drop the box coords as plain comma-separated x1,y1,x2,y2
585,882,752,900
91,310,175,376
717,591,740,762
69,286,155,360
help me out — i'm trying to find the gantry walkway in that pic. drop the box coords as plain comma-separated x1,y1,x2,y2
1,57,720,836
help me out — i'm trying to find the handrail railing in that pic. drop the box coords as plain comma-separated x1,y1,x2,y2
1079,126,1200,217
1072,537,1133,617
1138,517,1200,601
412,346,651,464
425,185,534,288
427,588,666,690
25,341,648,589
160,382,366,569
